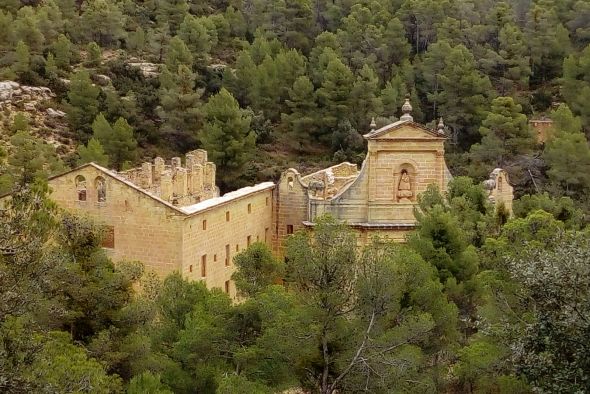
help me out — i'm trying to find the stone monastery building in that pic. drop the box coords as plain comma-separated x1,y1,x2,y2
42,100,513,299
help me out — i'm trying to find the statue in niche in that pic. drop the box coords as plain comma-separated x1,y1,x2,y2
397,170,413,202
96,177,106,202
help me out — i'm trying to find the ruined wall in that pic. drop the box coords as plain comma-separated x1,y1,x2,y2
48,166,185,276
181,186,275,300
275,169,309,256
118,149,218,206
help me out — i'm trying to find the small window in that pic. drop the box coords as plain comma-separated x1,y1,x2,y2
247,203,252,213
75,175,87,201
247,235,251,247
189,265,193,273
256,235,259,242
287,225,294,235
226,211,230,221
236,244,239,252
201,255,207,277
214,254,217,262
95,176,106,202
225,280,230,294
101,225,115,249
265,228,269,243
202,220,207,230
265,197,269,206
225,244,230,266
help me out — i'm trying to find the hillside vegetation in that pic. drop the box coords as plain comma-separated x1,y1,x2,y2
2,1,590,393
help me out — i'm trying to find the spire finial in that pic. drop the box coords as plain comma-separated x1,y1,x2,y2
370,117,376,131
400,94,413,122
437,117,445,135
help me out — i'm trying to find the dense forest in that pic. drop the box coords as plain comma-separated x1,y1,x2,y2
1,0,590,393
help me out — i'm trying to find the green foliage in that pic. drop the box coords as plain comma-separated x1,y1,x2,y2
469,96,535,179
77,137,110,167
86,41,102,67
90,114,137,170
65,69,101,139
232,242,284,298
10,112,30,134
199,88,255,190
127,372,172,394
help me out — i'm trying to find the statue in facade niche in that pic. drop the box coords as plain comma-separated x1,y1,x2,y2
397,170,413,202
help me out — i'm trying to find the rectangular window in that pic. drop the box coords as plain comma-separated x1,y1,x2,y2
287,225,294,235
265,196,269,206
247,203,252,213
201,255,207,277
226,211,230,221
265,228,269,243
214,254,217,262
189,265,193,273
225,280,230,294
236,244,239,252
202,219,207,230
101,225,115,248
247,235,251,247
225,244,230,266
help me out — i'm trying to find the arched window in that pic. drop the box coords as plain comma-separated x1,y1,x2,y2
75,175,87,201
95,176,106,202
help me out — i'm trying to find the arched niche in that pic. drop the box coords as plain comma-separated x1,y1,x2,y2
394,163,417,203
75,175,87,201
95,176,106,202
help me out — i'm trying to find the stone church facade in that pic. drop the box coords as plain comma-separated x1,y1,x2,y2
18,100,513,297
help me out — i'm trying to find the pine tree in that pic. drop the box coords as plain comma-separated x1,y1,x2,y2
562,44,590,128
80,0,126,47
349,64,383,130
65,70,100,139
544,104,590,198
497,24,530,93
13,6,45,52
52,34,72,69
157,65,202,150
282,75,319,146
91,114,137,170
178,14,212,66
164,36,193,71
469,97,535,177
77,138,109,167
45,52,58,79
86,42,102,67
199,88,255,191
10,112,30,134
315,54,354,135
155,0,189,35
12,41,31,78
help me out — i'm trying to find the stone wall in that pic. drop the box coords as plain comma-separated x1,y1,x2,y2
48,165,186,276
275,169,309,256
181,187,274,300
118,149,218,206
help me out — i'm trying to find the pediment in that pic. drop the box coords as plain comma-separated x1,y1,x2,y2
363,120,444,140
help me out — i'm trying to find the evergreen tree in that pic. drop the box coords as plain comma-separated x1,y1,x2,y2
497,24,531,93
80,0,126,47
45,52,58,79
349,64,383,130
10,112,30,134
77,138,110,167
315,53,354,136
469,97,535,177
155,0,189,35
86,41,102,67
12,40,31,78
91,114,137,170
13,6,45,52
178,14,212,65
282,75,320,146
65,70,100,139
544,104,590,198
157,65,203,150
164,36,193,71
562,44,590,127
199,88,255,190
52,34,72,69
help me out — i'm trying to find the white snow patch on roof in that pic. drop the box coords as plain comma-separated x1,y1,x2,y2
180,182,275,215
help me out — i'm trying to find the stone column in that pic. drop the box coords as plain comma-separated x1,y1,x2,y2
154,157,165,182
192,164,203,194
161,171,172,201
204,162,216,190
141,162,152,188
173,167,188,197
